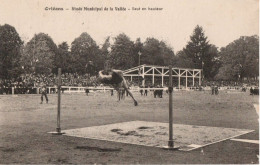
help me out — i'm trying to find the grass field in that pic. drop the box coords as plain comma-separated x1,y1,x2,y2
0,90,259,164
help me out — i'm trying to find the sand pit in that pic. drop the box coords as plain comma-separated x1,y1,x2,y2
60,121,254,151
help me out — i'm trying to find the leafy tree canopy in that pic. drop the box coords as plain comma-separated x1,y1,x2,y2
142,38,174,66
172,50,195,68
0,24,23,79
53,42,71,73
109,33,135,70
216,35,259,80
22,33,57,75
183,25,221,79
70,32,100,74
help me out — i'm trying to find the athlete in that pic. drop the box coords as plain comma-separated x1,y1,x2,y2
98,69,138,106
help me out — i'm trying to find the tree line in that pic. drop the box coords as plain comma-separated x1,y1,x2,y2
0,24,259,82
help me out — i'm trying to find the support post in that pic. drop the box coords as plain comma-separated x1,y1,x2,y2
199,71,201,86
142,65,145,86
168,65,174,148
138,68,140,87
142,77,145,87
185,70,188,89
178,69,181,90
53,68,63,135
152,68,155,85
192,71,195,87
162,68,164,86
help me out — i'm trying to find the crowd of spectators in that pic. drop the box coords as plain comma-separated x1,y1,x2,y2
0,73,99,94
0,73,258,95
201,80,259,87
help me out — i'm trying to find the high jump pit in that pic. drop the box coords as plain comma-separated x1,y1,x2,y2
58,121,254,151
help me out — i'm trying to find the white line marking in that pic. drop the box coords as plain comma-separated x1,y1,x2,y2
179,130,255,151
230,138,259,144
187,144,202,148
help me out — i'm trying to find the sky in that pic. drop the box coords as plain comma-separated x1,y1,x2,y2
0,0,259,52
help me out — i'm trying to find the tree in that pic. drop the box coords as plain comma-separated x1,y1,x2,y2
216,35,259,80
183,25,211,77
100,36,111,57
142,38,162,65
159,41,175,66
204,45,220,79
53,42,71,73
133,38,143,66
99,36,111,70
214,64,238,81
172,50,195,68
142,38,174,66
22,33,57,75
71,32,100,74
0,24,23,79
109,33,135,70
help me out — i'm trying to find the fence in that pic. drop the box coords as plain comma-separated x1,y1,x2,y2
0,86,255,95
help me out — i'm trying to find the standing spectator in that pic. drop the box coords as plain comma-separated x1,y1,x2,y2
211,83,215,95
85,88,90,96
159,85,163,98
250,87,254,95
40,84,48,104
214,86,219,95
144,85,148,96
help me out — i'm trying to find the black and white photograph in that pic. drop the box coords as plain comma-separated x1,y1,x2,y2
0,0,259,164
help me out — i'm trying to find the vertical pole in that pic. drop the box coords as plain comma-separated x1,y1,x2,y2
162,68,164,86
192,71,195,87
152,68,155,85
142,65,145,86
56,68,62,134
199,71,201,86
178,70,181,90
168,65,174,148
138,54,140,86
162,75,164,86
142,77,145,87
185,70,188,89
138,71,140,86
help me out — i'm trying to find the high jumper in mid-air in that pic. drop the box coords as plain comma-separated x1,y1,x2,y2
98,69,138,106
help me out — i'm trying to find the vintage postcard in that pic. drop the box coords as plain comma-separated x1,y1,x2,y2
0,0,259,164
